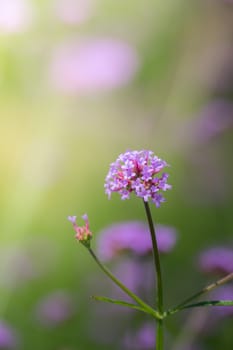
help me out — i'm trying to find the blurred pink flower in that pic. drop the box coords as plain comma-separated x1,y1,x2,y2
197,246,233,275
35,290,75,328
0,0,34,33
0,321,18,349
192,100,233,143
54,0,94,25
123,322,155,350
97,221,177,261
0,239,60,289
111,258,155,302
212,285,233,318
49,38,139,94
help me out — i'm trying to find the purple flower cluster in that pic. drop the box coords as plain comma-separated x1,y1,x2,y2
105,150,171,207
97,221,177,261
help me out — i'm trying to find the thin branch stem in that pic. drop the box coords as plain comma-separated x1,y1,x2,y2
88,248,161,320
167,272,233,316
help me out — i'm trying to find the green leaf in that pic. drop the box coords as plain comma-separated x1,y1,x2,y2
91,295,149,314
181,300,233,310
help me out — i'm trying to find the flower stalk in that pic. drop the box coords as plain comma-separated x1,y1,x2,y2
143,200,164,350
167,271,233,316
88,247,161,320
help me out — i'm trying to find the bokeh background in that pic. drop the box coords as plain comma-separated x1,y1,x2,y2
0,0,233,349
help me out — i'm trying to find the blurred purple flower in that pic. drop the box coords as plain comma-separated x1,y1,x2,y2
0,0,34,33
183,99,233,205
192,100,233,143
187,149,229,204
97,221,177,261
35,290,75,327
67,215,77,224
197,246,233,275
197,286,233,333
49,38,139,94
54,0,94,25
0,321,18,349
211,285,233,318
0,239,61,289
114,259,149,293
0,246,38,289
111,258,155,303
105,150,171,207
123,322,155,350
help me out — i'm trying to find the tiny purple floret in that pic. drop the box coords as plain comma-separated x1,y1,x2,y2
67,216,77,224
105,150,171,207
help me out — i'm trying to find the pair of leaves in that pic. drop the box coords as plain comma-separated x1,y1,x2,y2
92,295,233,319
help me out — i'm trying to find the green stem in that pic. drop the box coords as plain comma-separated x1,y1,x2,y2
88,248,161,320
156,319,163,350
143,200,164,350
167,272,233,316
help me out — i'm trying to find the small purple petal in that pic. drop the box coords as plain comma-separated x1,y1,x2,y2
67,216,76,224
82,213,88,221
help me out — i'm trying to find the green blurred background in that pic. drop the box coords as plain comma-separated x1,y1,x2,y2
0,0,233,349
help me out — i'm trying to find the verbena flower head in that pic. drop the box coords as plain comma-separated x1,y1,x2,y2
105,150,171,207
68,214,92,248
